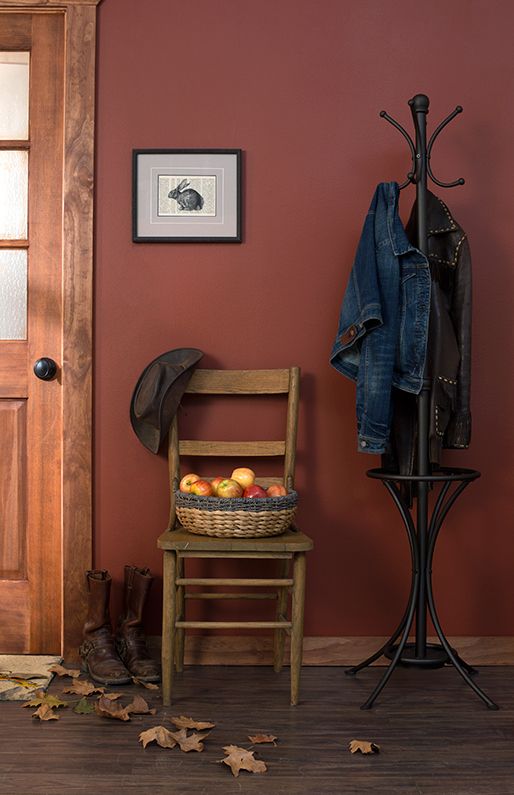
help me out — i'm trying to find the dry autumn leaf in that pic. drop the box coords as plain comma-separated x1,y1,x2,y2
24,691,67,709
125,695,156,716
101,692,124,701
139,726,177,750
132,678,159,690
32,703,59,721
349,739,380,755
170,715,216,731
48,664,81,679
221,745,267,777
63,679,105,697
169,728,210,753
95,695,131,721
248,734,278,746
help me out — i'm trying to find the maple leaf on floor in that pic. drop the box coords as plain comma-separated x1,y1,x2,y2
132,678,159,690
169,728,210,753
170,715,216,731
73,698,96,715
139,726,177,749
101,692,124,701
23,691,67,709
32,703,59,721
48,664,81,679
125,694,156,716
248,734,278,745
220,745,267,777
63,680,104,697
349,739,380,754
95,695,131,721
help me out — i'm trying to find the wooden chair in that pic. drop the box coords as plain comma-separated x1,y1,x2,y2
157,367,313,706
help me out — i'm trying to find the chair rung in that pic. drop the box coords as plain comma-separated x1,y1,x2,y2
184,592,277,600
175,621,293,629
176,577,293,587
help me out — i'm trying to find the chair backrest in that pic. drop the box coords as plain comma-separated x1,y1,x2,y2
167,367,300,529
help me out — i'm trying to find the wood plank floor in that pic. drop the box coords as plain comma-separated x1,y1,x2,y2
0,664,513,794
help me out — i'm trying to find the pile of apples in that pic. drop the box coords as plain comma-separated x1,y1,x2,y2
179,467,287,499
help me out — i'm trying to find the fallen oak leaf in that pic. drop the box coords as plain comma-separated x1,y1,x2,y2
63,679,105,697
170,715,215,731
95,695,131,721
168,728,210,752
32,703,59,721
248,734,278,746
139,726,177,749
349,739,380,755
48,664,81,678
24,691,68,709
73,697,96,715
125,694,156,716
220,745,267,777
132,677,159,690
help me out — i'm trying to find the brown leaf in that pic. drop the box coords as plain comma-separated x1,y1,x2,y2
125,694,156,715
169,728,210,753
139,726,177,749
24,691,68,709
221,745,267,777
132,678,159,690
248,734,278,745
349,739,380,755
48,664,81,678
94,695,131,721
63,679,104,697
32,703,59,721
101,692,124,701
170,715,216,731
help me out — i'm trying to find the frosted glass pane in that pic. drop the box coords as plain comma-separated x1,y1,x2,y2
0,151,28,239
0,52,29,140
0,250,27,339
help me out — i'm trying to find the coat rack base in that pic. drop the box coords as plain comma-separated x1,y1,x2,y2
346,467,499,711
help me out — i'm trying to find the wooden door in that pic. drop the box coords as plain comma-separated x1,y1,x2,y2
0,2,98,657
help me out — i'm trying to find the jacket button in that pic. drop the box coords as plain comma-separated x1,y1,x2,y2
349,326,356,337
360,440,367,448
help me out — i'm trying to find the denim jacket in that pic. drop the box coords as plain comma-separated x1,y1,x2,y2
330,182,431,454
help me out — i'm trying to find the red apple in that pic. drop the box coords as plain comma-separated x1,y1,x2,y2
266,484,287,497
243,484,267,499
179,473,200,493
231,467,255,489
217,478,243,498
190,479,214,497
210,476,225,496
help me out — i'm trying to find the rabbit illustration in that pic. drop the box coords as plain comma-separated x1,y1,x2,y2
168,178,204,211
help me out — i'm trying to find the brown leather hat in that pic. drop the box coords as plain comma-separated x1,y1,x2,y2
130,348,203,453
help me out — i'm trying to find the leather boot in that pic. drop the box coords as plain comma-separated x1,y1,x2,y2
79,570,131,685
115,565,161,683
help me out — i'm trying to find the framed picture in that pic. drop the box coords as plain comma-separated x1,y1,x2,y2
132,149,242,243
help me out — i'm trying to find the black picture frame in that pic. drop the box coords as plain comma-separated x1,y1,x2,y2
132,149,242,243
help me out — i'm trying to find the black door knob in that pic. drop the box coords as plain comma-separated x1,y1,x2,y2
33,357,58,381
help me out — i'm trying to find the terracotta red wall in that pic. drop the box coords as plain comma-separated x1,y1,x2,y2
95,0,514,636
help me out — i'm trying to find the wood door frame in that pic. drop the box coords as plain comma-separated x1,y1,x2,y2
0,0,100,659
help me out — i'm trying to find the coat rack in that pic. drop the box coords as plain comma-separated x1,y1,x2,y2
346,94,498,711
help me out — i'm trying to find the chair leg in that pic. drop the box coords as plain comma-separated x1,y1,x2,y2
175,556,185,672
161,550,177,707
290,552,306,706
273,558,290,673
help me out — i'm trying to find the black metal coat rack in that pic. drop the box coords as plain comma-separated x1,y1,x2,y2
346,94,498,711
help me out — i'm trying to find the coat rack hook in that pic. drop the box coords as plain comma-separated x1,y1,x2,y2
379,110,416,189
427,106,465,188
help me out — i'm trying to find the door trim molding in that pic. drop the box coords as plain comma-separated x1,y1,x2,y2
0,1,99,657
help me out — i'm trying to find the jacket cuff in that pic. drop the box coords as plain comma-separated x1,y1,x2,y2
444,411,471,449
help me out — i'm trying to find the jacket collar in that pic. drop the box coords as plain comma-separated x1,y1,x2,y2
411,190,459,236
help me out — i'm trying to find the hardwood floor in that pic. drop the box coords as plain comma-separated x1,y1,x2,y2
0,665,513,794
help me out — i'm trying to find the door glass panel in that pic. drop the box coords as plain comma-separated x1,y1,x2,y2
0,150,28,239
0,249,27,339
0,52,29,140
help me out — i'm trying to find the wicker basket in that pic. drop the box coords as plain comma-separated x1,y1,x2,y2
175,490,298,538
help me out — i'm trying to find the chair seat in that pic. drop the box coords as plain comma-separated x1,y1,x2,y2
158,526,313,553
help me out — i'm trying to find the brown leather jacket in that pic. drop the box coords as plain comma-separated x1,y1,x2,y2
383,190,472,478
